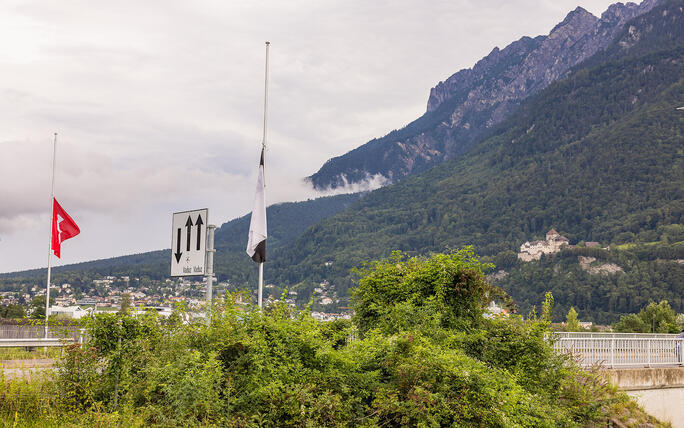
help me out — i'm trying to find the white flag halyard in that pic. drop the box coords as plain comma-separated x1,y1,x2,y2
246,148,267,263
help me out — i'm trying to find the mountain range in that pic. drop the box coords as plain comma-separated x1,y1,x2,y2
307,0,659,190
2,0,683,322
282,0,684,320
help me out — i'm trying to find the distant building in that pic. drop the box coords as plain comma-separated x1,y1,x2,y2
76,297,98,306
132,306,173,318
484,301,509,318
518,229,570,262
311,312,351,321
585,242,600,248
49,305,92,319
54,296,74,306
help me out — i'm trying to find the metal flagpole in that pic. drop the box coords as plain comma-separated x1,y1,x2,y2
258,262,264,308
262,42,270,151
45,133,57,338
258,41,270,309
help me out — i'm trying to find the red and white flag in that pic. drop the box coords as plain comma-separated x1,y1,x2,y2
51,198,80,258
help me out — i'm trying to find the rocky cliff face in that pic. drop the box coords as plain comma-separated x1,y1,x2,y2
427,0,658,114
308,0,659,190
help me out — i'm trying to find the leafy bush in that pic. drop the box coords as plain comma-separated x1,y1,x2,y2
0,250,668,426
352,248,507,335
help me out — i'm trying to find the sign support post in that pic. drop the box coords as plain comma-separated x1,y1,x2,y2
205,224,216,305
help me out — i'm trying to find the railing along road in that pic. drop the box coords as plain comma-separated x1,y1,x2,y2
553,332,683,368
0,324,83,347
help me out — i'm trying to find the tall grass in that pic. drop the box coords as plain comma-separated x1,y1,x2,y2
0,370,144,427
0,347,63,361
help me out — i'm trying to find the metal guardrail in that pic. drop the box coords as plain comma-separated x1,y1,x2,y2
553,332,677,339
0,338,77,347
553,335,684,368
0,324,82,340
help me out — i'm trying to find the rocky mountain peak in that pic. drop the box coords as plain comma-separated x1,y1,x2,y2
602,2,640,23
427,6,599,115
550,6,597,35
307,0,662,191
425,1,660,116
601,0,659,23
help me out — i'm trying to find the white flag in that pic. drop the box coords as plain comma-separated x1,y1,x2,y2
246,148,267,262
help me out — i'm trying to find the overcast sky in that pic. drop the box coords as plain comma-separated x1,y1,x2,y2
0,0,619,273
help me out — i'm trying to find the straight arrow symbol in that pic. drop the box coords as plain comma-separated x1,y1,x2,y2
185,216,193,252
174,228,182,263
196,214,204,251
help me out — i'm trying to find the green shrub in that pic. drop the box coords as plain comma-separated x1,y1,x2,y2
0,250,669,427
352,248,505,335
56,344,99,412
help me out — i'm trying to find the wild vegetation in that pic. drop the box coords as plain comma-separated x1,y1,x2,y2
0,250,667,427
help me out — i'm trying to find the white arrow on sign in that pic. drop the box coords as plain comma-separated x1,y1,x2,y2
170,208,208,277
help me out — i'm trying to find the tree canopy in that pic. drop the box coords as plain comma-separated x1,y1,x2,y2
613,300,680,333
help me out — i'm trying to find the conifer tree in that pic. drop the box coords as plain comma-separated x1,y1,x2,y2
566,307,580,332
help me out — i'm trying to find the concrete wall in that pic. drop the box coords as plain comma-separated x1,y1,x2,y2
626,388,684,428
601,367,684,428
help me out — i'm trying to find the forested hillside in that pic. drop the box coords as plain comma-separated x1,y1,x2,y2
494,242,684,324
272,0,684,318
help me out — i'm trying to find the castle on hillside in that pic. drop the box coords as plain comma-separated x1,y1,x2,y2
518,229,570,262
